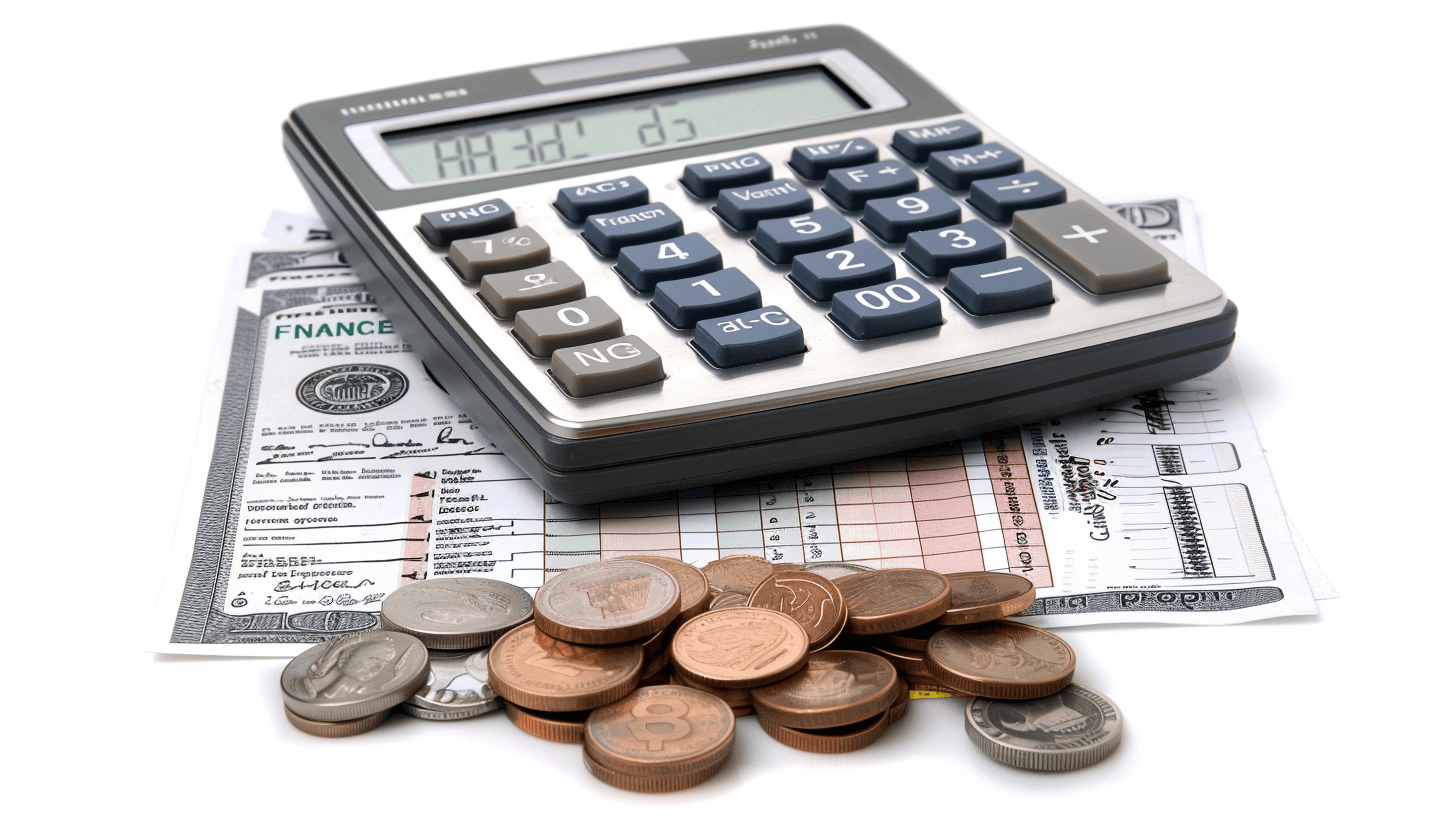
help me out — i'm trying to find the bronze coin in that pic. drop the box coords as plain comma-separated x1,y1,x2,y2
534,560,679,645
584,685,736,778
486,623,643,712
502,700,591,743
756,708,892,754
283,706,389,738
669,672,754,708
582,748,731,793
869,640,927,674
936,572,1038,625
924,621,1075,699
887,678,912,724
833,569,951,635
770,562,804,573
750,650,899,729
886,622,943,651
748,571,847,652
671,608,810,689
702,554,775,595
617,555,711,626
636,626,670,658
708,591,748,610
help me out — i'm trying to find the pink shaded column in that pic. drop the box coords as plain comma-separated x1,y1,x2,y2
832,456,922,567
906,444,984,573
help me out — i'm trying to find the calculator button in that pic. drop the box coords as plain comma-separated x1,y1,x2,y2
787,239,896,302
715,179,813,231
891,120,983,163
553,176,649,223
925,143,1023,190
788,138,879,180
447,226,551,282
861,189,962,243
829,278,942,340
477,261,586,319
903,221,1006,278
551,335,666,398
968,170,1067,221
693,307,805,368
1010,200,1170,294
419,199,516,247
651,268,762,329
581,202,684,257
682,153,773,198
512,296,623,357
617,233,723,291
822,161,918,211
945,257,1054,315
753,209,854,265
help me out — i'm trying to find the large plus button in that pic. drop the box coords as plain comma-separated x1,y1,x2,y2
1010,200,1170,295
1062,225,1109,243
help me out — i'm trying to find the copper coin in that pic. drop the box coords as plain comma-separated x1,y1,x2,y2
283,706,390,738
534,560,679,645
750,650,899,729
748,571,847,651
965,684,1124,771
502,700,590,743
671,608,810,689
708,591,748,610
617,555,711,626
887,678,912,724
702,554,775,595
886,622,943,651
833,569,951,635
936,572,1037,625
280,630,430,722
924,621,1075,699
585,686,736,778
770,562,804,573
582,749,731,793
869,640,927,674
642,642,672,678
669,672,754,708
379,576,533,650
802,561,876,579
486,623,643,712
756,708,892,754
637,626,670,658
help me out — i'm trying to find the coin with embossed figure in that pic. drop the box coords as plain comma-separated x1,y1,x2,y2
671,608,810,689
833,569,951,635
535,560,679,645
749,571,847,651
402,649,500,720
284,706,391,737
750,650,899,729
379,576,533,650
702,554,775,595
617,555,710,625
708,591,748,610
756,707,892,754
964,684,1123,770
585,685,736,778
925,621,1075,699
936,572,1037,626
486,623,643,712
280,630,430,722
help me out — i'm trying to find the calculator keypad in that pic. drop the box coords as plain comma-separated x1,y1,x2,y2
1011,200,1170,294
822,160,918,210
715,179,813,230
651,268,761,329
478,261,586,319
945,257,1054,315
891,120,983,162
693,306,805,368
829,278,941,340
513,296,623,357
752,209,854,264
788,137,878,180
904,221,1006,278
550,335,665,398
925,143,1023,189
582,202,685,256
616,233,723,291
681,153,773,198
448,226,551,282
554,176,650,222
862,188,962,242
788,240,895,302
969,170,1067,221
419,198,516,247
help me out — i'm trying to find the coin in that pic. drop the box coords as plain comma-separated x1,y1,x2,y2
379,576,533,650
584,685,736,777
582,748,731,793
280,630,430,722
708,591,748,610
886,622,942,651
925,621,1075,699
869,640,927,674
283,706,390,738
833,569,951,635
669,671,754,708
748,571,847,651
534,560,679,645
671,608,810,689
502,700,592,743
750,650,899,729
404,649,499,719
964,684,1124,771
702,554,775,595
936,572,1037,626
886,678,911,725
756,707,891,754
801,561,875,579
486,623,643,712
617,555,711,626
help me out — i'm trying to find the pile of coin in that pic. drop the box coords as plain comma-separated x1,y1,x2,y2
277,556,1124,783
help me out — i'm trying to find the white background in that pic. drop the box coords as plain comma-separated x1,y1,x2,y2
4,1,1450,812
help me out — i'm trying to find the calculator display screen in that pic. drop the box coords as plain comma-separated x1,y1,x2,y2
382,68,864,184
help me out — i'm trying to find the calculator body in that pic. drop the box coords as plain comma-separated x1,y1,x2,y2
283,26,1235,503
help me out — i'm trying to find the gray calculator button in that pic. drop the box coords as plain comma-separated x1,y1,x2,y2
652,268,761,329
788,239,896,302
551,335,666,398
829,278,942,340
477,261,586,319
682,153,773,198
968,170,1067,221
512,296,623,357
715,179,813,231
1011,200,1170,294
617,233,723,291
925,143,1023,190
553,176,649,222
419,199,516,247
788,137,878,180
891,120,983,162
447,226,551,282
693,306,805,368
753,209,854,264
903,221,1006,278
822,161,919,210
581,202,684,256
945,257,1054,315
861,188,962,243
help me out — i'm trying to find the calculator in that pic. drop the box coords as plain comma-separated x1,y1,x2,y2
283,26,1235,504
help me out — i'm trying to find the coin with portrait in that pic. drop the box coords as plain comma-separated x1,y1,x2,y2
280,630,429,722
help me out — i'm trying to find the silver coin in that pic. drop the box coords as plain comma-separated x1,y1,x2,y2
400,702,496,721
281,631,430,722
801,562,877,580
964,684,1124,771
407,649,500,717
380,577,533,650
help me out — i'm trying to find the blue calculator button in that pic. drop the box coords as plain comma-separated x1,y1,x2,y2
652,268,762,329
788,240,896,302
903,220,1006,278
968,170,1067,221
822,161,919,210
418,198,516,247
861,188,962,243
753,209,854,265
693,306,805,368
616,233,723,291
829,278,942,340
925,143,1023,190
581,202,684,257
715,179,813,231
891,120,983,162
945,256,1054,315
553,176,649,222
682,153,773,198
788,137,879,180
